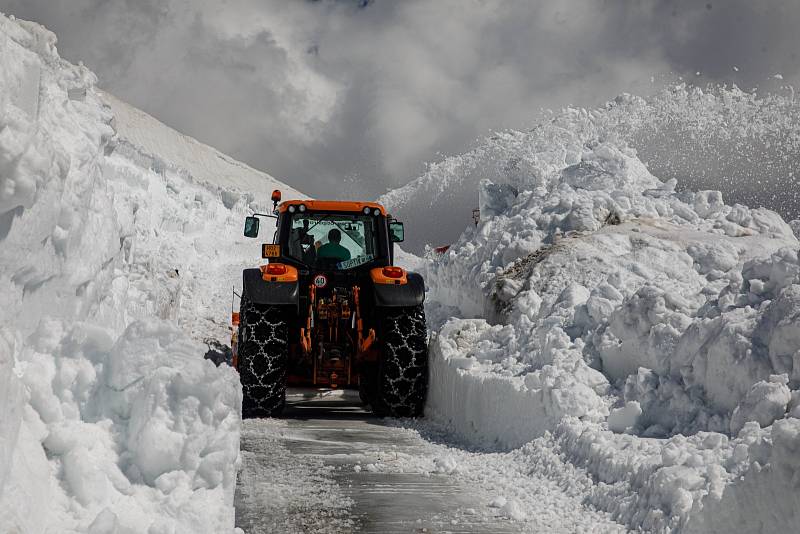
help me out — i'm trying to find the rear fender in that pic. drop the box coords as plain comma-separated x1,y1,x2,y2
242,268,299,311
373,272,425,307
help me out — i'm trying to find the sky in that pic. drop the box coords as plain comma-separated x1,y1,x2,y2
2,0,798,198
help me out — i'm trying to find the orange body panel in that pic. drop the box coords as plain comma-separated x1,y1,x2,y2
370,266,408,285
259,263,299,282
278,199,387,215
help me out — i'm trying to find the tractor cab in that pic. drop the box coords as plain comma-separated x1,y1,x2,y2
244,199,405,271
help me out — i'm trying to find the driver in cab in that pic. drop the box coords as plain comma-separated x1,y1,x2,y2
317,229,351,262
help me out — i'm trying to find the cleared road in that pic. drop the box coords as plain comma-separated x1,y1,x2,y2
235,392,521,534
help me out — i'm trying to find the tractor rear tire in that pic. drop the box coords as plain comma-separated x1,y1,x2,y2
238,297,289,418
358,372,372,405
369,304,428,418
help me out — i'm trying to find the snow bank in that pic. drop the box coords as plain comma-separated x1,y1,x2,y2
541,417,800,533
5,318,241,532
686,418,800,533
428,319,608,449
426,138,796,434
0,14,273,532
414,86,800,530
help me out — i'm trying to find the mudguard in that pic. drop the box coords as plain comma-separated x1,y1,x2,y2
373,272,425,307
242,268,299,310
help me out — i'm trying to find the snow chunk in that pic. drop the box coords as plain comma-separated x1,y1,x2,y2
488,496,506,508
433,455,459,475
730,375,791,435
608,401,642,433
500,498,527,521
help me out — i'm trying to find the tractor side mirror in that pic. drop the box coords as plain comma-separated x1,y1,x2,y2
244,216,260,238
389,221,405,243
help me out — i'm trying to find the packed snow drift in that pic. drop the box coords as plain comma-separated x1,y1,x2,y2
413,91,800,531
0,13,294,533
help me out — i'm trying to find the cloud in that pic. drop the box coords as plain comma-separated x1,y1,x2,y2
1,0,798,199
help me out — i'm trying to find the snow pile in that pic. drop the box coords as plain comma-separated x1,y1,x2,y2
415,88,800,530
0,14,265,532
5,319,240,533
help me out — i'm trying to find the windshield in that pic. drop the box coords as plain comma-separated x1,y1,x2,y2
285,212,380,269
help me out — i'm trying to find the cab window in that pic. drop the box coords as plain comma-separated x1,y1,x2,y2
286,213,379,269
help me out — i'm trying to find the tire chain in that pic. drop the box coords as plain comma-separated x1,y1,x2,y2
378,304,429,417
238,298,288,417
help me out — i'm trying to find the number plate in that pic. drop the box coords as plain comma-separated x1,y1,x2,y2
336,254,374,270
262,244,281,258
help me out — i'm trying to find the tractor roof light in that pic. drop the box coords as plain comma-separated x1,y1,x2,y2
298,204,307,212
288,205,296,213
363,207,371,215
382,266,404,279
271,189,282,211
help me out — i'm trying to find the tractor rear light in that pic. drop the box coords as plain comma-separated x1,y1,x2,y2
265,263,288,275
382,266,404,279
259,263,298,282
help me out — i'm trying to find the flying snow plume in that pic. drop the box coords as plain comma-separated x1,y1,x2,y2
383,84,800,252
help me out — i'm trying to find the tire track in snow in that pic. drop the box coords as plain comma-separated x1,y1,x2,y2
235,417,357,534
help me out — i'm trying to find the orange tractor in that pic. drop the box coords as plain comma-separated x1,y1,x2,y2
232,191,428,417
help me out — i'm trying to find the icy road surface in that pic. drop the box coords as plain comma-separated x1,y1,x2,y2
234,392,624,533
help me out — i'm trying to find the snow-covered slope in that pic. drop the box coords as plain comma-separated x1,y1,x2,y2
98,92,302,344
0,14,297,533
412,97,800,531
100,90,303,203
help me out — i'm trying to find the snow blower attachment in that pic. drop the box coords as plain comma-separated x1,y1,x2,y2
233,196,428,418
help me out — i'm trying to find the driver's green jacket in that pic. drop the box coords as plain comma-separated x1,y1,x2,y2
317,242,351,261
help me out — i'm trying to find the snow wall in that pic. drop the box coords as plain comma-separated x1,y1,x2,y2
415,94,800,531
0,14,290,533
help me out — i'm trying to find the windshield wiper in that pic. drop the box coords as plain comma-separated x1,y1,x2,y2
306,213,335,233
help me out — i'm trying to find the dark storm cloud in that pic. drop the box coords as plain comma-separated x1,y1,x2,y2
1,0,797,198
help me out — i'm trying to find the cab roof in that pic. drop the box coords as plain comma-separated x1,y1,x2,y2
278,199,387,215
